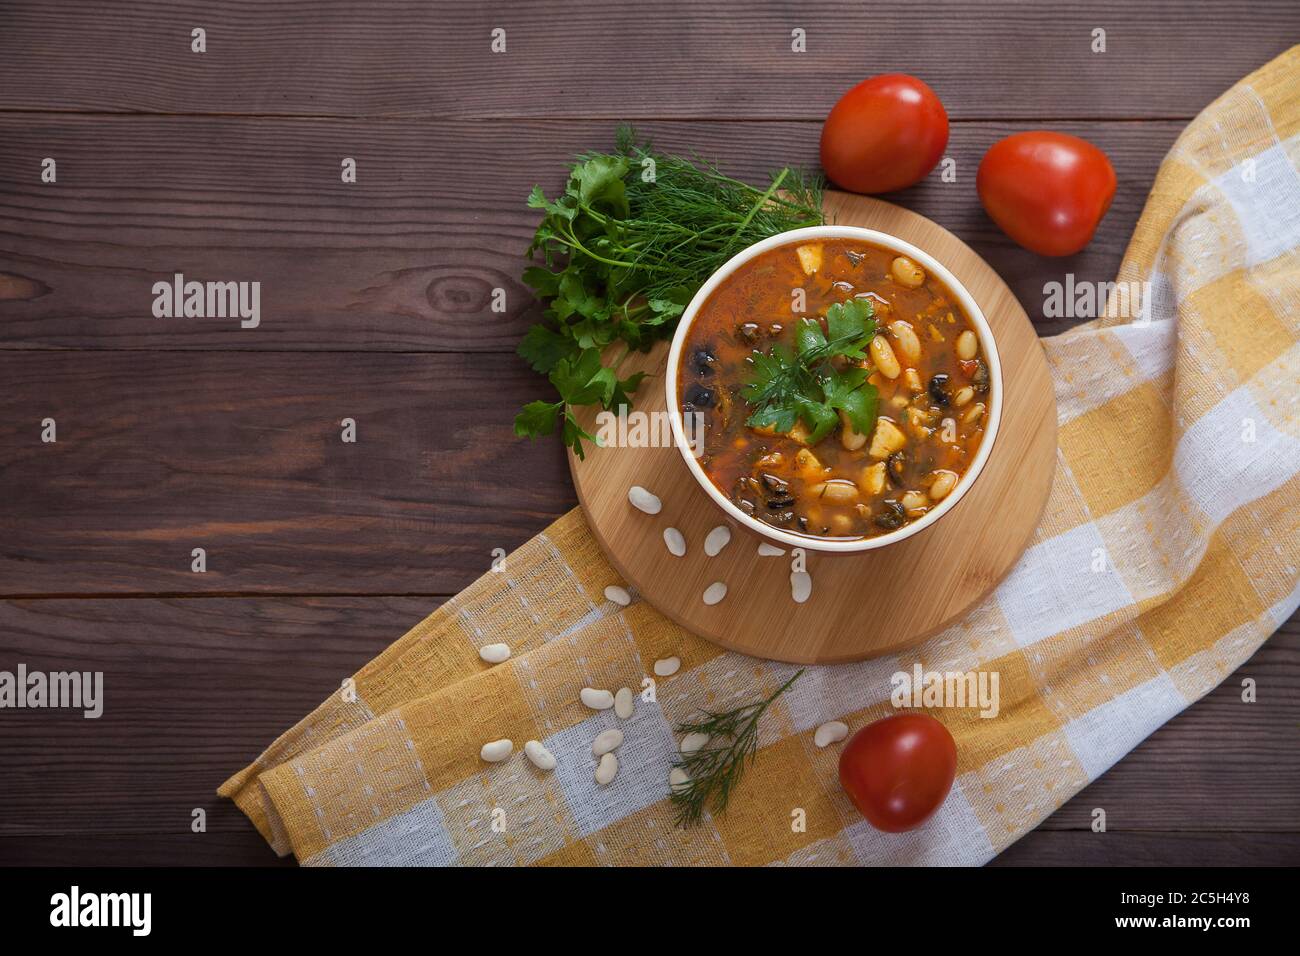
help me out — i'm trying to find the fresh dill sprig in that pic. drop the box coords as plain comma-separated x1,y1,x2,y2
670,668,805,827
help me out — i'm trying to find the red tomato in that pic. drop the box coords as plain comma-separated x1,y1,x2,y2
976,131,1117,256
838,713,957,832
820,74,949,194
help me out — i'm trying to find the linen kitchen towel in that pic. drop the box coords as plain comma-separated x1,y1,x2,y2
219,47,1300,866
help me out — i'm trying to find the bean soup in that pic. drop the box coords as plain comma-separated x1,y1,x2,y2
677,237,992,541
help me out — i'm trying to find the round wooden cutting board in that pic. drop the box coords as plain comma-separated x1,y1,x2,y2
568,191,1057,663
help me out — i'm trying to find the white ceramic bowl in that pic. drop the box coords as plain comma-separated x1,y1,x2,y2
665,225,1002,554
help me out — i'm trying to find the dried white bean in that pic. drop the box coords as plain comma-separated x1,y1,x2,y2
595,752,619,785
680,732,709,755
478,642,511,664
580,687,614,710
592,728,624,757
523,740,556,771
669,767,691,794
654,656,681,677
758,542,786,557
814,721,849,748
604,584,631,607
702,581,728,606
790,571,812,604
703,525,732,557
614,687,635,719
663,527,687,557
628,485,662,515
480,739,513,763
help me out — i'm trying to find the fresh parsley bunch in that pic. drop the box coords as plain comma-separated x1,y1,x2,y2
514,128,823,458
743,298,880,445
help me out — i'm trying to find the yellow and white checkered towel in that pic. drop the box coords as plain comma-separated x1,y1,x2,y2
219,48,1300,866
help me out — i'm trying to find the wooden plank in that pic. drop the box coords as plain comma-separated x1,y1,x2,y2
0,596,436,844
992,831,1300,866
0,598,1294,861
0,352,574,595
1033,626,1300,833
0,117,1179,350
0,833,296,867
0,1,1293,119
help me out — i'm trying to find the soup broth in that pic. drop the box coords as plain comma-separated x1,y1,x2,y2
677,237,991,540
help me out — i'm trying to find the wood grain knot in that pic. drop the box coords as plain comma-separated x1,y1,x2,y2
0,272,51,301
424,273,497,315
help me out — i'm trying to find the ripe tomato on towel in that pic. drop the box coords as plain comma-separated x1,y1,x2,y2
839,713,958,832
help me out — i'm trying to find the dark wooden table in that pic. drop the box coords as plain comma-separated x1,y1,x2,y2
1,2,1297,866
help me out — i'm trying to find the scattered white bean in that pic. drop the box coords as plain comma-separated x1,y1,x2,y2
628,485,662,515
703,525,732,557
480,739,513,763
702,581,728,606
757,542,786,557
790,571,812,604
595,752,619,785
679,732,709,755
592,728,624,757
663,526,687,557
478,642,511,664
814,721,849,748
654,656,681,677
604,584,631,607
580,687,615,710
669,767,691,794
523,740,556,770
614,687,635,719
